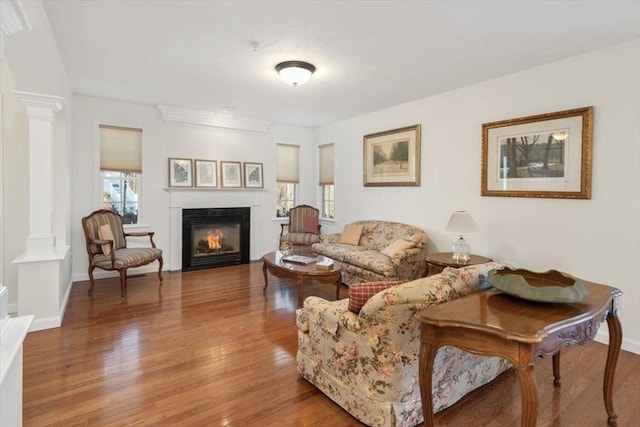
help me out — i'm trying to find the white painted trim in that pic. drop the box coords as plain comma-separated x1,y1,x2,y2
72,263,164,283
0,0,31,35
595,330,639,355
158,104,271,133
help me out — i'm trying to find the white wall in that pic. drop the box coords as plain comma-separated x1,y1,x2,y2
316,39,640,353
1,0,72,308
71,95,315,279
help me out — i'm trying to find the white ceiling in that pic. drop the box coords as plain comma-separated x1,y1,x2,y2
43,1,640,129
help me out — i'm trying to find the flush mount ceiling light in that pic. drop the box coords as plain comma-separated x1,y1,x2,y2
275,61,316,86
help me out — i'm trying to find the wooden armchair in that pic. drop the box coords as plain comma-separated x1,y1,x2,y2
81,209,163,298
279,204,321,250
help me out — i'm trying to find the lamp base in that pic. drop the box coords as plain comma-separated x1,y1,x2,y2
451,235,471,263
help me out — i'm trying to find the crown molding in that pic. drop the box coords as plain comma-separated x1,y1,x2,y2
13,91,67,121
1,0,31,35
157,104,271,133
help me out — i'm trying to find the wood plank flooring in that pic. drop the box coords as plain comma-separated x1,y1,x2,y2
22,262,640,426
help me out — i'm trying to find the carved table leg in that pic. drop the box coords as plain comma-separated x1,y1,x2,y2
262,262,269,293
604,308,622,426
515,363,539,427
419,328,437,427
553,351,561,386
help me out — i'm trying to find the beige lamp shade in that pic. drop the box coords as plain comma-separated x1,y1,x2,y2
445,211,479,234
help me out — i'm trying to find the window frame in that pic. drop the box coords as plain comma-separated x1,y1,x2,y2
94,120,146,228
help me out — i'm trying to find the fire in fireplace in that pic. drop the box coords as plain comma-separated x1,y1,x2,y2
182,207,250,271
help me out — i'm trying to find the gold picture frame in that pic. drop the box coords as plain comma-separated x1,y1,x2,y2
220,161,242,188
481,106,593,199
194,159,218,188
363,124,421,186
168,158,193,187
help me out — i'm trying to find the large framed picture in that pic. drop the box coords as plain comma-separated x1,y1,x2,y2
363,124,421,186
168,158,193,187
220,161,242,188
481,106,593,199
194,159,217,188
243,162,263,188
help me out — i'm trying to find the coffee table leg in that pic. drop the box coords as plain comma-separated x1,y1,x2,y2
297,276,304,307
335,275,341,300
604,309,622,426
262,262,269,293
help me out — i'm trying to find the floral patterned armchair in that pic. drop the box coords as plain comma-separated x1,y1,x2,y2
296,262,511,427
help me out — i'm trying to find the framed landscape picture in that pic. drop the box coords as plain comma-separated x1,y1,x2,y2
243,162,264,188
220,161,242,188
363,124,421,186
194,159,217,188
481,106,593,199
168,158,193,187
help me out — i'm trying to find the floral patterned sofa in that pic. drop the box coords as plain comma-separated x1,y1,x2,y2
296,262,511,427
311,220,428,285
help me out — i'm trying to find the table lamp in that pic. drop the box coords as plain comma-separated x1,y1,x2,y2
444,211,479,263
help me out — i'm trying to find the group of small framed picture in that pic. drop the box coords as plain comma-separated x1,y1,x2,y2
168,158,264,189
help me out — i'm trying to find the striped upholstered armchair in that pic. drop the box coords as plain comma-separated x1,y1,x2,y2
279,204,321,250
81,209,163,298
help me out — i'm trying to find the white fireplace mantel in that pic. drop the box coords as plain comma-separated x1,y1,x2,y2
167,190,262,271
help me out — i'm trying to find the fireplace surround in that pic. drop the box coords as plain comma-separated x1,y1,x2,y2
182,207,250,271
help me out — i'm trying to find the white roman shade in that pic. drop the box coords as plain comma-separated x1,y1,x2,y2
100,125,142,173
277,144,299,183
318,143,334,185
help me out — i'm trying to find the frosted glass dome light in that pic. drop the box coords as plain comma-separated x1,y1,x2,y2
275,61,316,86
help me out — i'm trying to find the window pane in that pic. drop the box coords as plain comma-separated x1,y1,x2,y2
103,171,139,224
276,182,296,217
322,184,335,219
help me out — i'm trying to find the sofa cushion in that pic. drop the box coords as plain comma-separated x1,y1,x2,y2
312,242,368,262
343,250,396,276
339,224,363,245
381,239,415,258
348,280,403,313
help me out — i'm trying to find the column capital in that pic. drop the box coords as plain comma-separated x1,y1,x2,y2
13,91,67,121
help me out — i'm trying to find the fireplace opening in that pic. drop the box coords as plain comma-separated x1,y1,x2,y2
182,207,250,271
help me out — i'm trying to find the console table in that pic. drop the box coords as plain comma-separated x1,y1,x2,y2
416,277,622,427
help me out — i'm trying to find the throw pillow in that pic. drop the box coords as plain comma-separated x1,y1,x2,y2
302,215,319,234
98,224,115,255
339,224,363,245
348,280,402,313
381,239,416,258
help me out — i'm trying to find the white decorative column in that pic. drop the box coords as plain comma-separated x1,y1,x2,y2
13,91,65,257
12,91,71,331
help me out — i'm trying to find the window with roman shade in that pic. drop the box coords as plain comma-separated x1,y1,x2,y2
276,143,299,217
99,124,143,225
319,143,335,219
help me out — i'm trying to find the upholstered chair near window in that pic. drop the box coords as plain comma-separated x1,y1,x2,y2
81,209,163,298
279,204,321,250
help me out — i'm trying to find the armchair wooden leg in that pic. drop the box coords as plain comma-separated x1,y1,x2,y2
88,265,96,295
157,256,164,282
119,270,127,299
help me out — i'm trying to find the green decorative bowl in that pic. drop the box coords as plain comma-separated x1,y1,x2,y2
488,268,589,303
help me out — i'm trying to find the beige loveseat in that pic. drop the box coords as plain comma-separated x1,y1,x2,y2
296,263,511,427
312,220,427,285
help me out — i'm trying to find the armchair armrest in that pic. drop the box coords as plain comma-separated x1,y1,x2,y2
124,231,157,248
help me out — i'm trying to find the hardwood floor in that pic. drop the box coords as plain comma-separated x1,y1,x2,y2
22,262,640,426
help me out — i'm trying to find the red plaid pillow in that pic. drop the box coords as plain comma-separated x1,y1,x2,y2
348,280,403,313
302,215,319,234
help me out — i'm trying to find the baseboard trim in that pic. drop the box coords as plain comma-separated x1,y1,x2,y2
72,264,166,283
595,330,639,355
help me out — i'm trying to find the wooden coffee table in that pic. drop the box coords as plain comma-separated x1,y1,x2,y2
262,251,342,307
416,275,622,427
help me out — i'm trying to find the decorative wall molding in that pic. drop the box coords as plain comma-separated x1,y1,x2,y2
0,0,31,35
13,91,66,120
157,104,271,133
